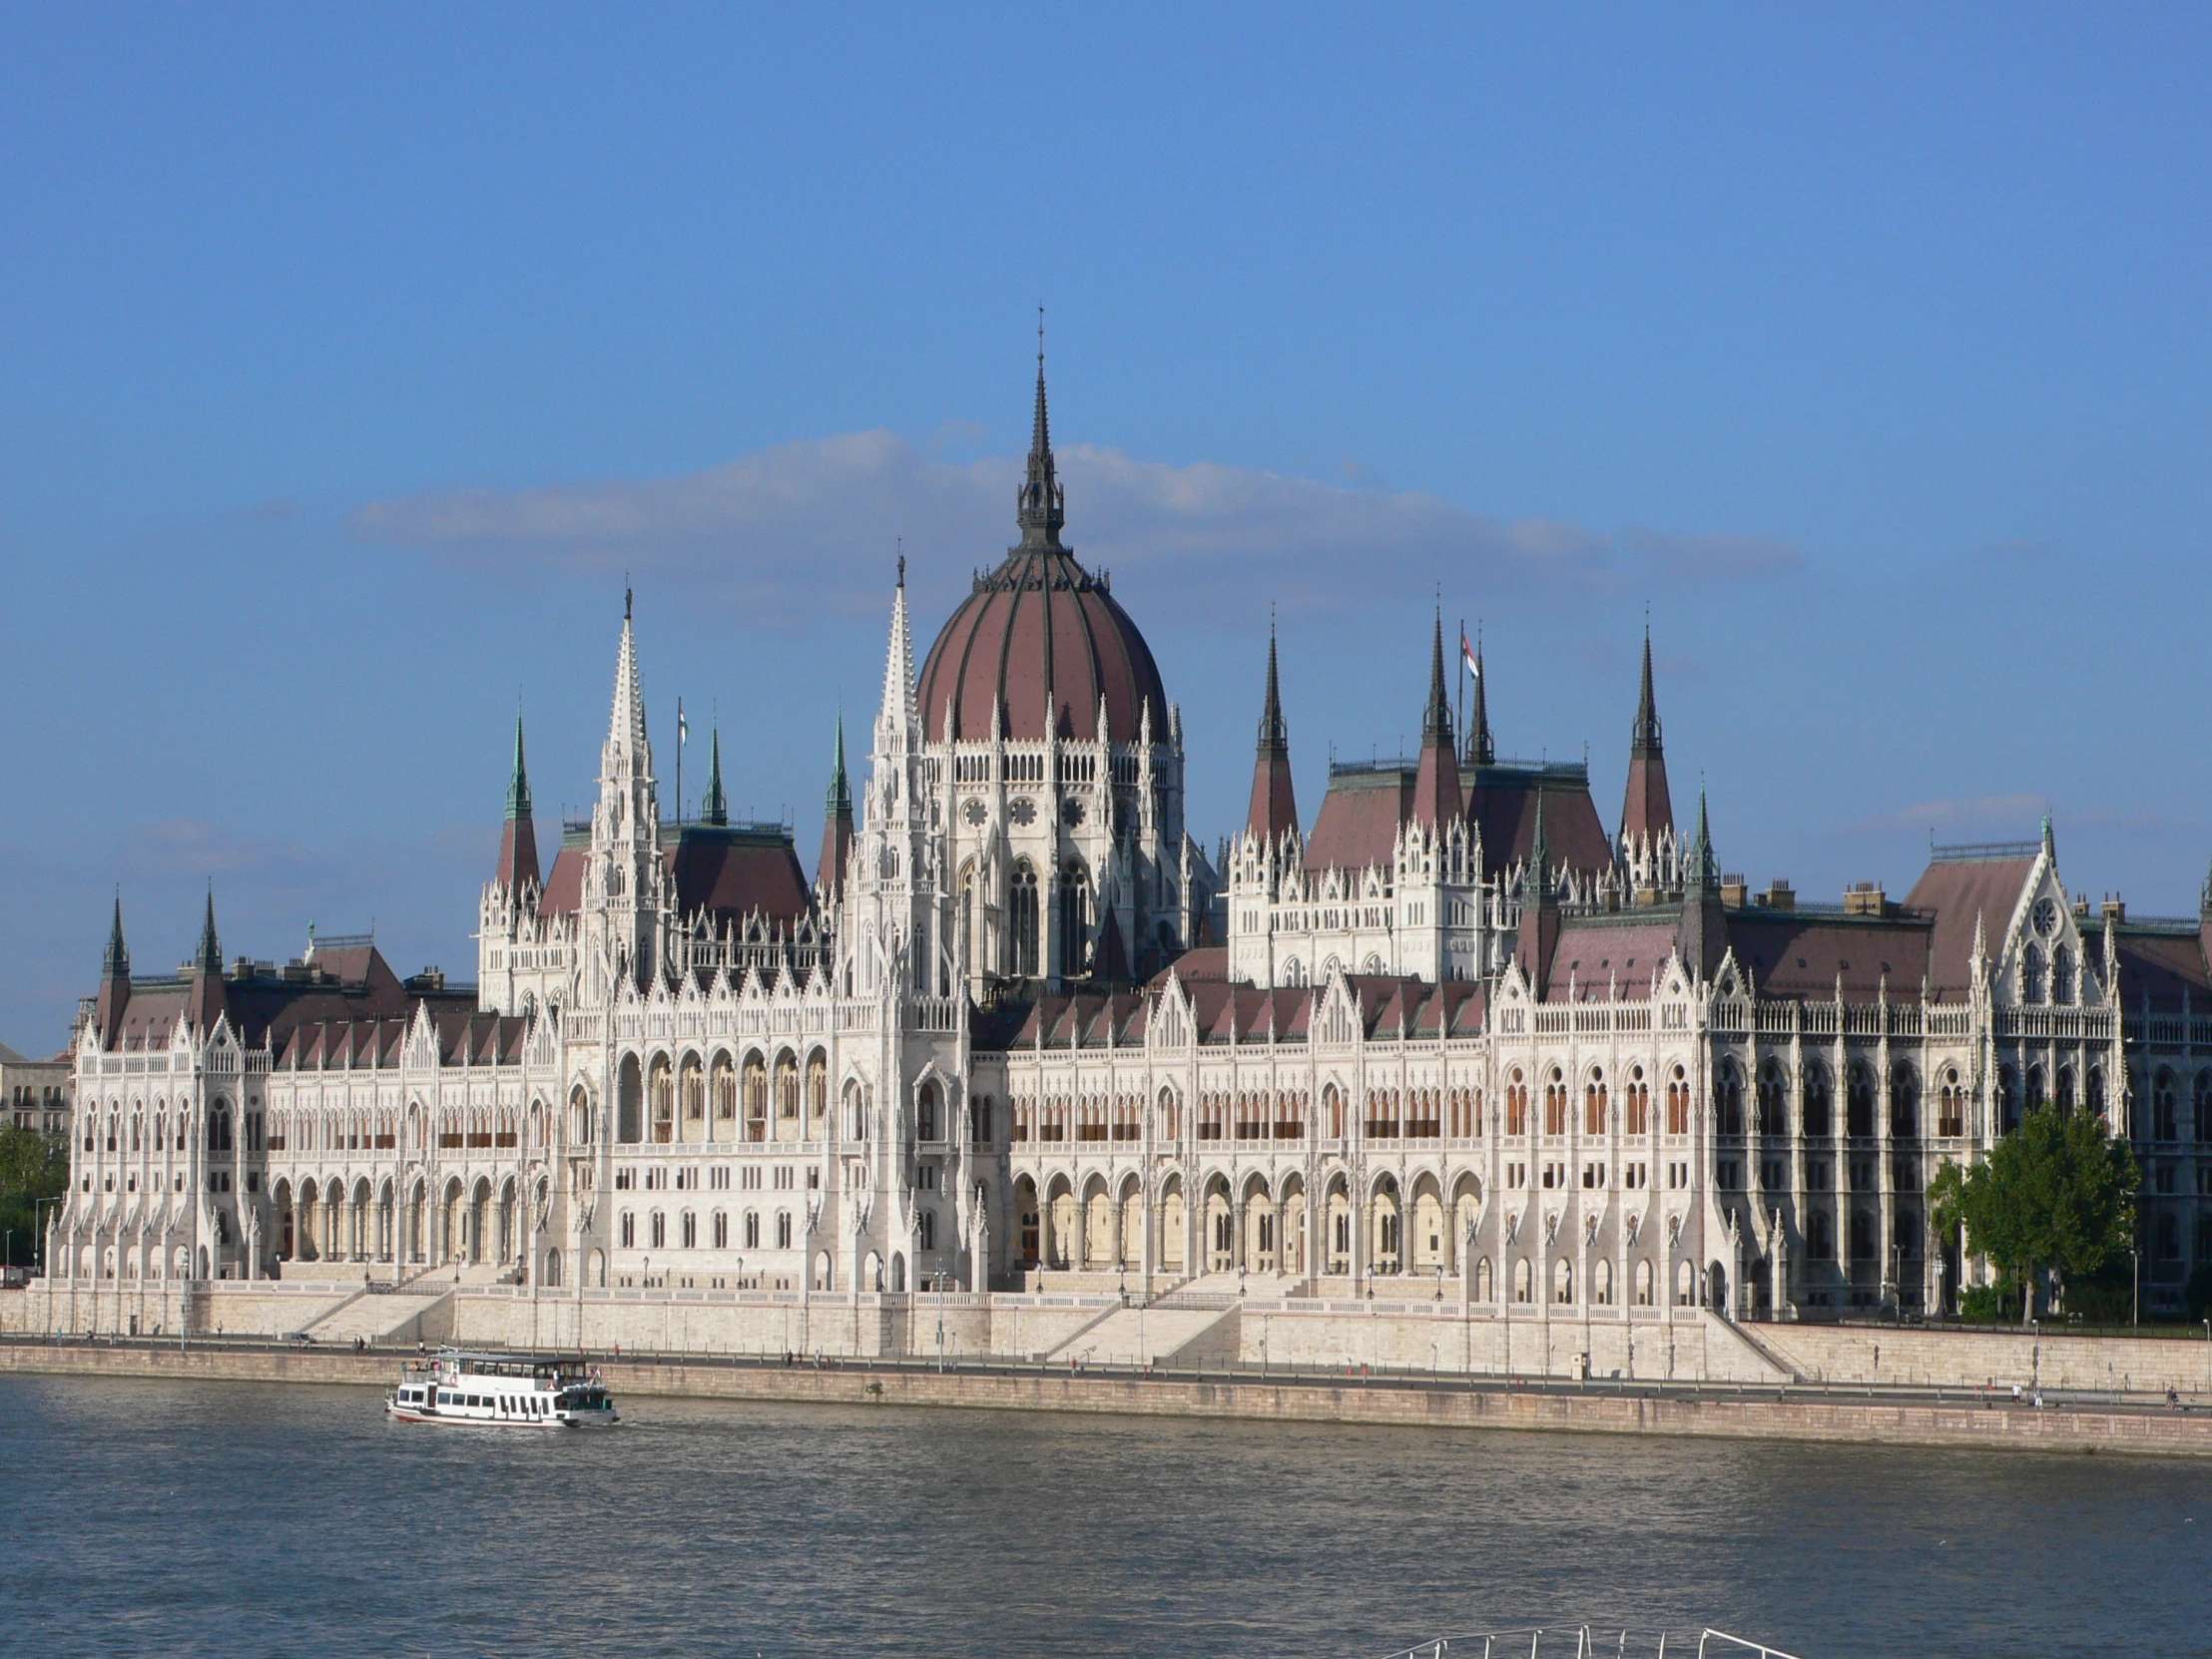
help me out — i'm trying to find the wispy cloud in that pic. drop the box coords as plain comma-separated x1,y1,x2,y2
1848,793,2050,839
352,432,1802,625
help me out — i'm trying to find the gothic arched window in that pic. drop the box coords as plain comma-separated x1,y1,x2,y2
1058,862,1091,978
1010,863,1040,978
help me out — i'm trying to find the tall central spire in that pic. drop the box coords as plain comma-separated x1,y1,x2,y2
1016,310,1066,551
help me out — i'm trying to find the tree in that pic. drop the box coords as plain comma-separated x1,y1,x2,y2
1929,1106,2137,1327
0,1125,69,1268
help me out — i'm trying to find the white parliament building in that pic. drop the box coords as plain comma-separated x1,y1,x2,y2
42,357,2212,1364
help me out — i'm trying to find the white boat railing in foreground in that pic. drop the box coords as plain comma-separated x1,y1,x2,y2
1374,1628,1807,1659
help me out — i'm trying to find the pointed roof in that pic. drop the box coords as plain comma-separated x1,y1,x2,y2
609,607,649,761
495,713,542,891
819,715,855,900
879,562,919,733
1620,624,1675,845
103,891,129,979
1246,626,1299,840
826,715,851,819
195,888,223,974
1632,626,1662,757
914,337,1171,745
506,714,532,820
701,726,728,828
1463,634,1493,768
1410,611,1462,829
1422,610,1453,750
1687,786,1714,889
1526,788,1552,902
1017,316,1066,552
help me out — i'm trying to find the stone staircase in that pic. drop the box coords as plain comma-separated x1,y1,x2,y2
1043,1301,1241,1368
299,1289,454,1348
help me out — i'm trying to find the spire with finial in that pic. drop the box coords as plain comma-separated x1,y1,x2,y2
701,724,728,828
496,710,541,891
1464,625,1493,768
1633,622,1662,756
1016,308,1066,551
1421,608,1453,750
1687,784,1715,889
1526,788,1551,903
1411,608,1462,829
506,712,532,821
1245,621,1299,841
103,889,129,980
1676,783,1726,979
819,714,854,901
195,886,222,974
96,889,132,1042
1620,619,1675,850
1514,787,1561,989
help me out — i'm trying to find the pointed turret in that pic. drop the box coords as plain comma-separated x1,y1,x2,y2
1016,318,1067,553
494,714,541,892
96,891,131,1043
877,560,919,747
188,886,228,1031
1463,634,1493,768
1410,611,1462,829
1619,625,1675,849
1676,786,1727,980
1245,626,1299,841
1514,789,1559,990
589,596,663,990
819,716,854,901
701,725,729,828
195,887,222,974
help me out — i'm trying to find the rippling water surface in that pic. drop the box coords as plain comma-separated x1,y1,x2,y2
2,1375,2206,1658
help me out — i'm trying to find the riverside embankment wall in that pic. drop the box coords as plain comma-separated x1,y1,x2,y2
9,1341,2212,1459
11,1280,2211,1397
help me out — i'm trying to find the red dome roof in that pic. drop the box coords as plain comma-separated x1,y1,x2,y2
917,547,1168,744
916,357,1167,745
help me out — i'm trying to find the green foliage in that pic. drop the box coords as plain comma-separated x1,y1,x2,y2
0,1126,69,1266
1958,1282,2012,1323
1928,1107,2138,1322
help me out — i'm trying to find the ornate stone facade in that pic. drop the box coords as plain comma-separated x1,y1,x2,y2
47,358,2212,1345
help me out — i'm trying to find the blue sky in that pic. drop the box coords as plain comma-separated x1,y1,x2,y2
4,6,2210,1051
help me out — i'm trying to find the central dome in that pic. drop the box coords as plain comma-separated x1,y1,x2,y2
916,360,1168,745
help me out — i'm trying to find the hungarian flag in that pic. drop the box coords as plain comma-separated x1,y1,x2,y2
1460,628,1479,678
678,700,688,747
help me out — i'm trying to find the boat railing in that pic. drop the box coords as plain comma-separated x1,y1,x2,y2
1373,1630,1806,1659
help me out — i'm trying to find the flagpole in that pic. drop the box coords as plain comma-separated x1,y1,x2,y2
676,696,684,830
1456,616,1464,754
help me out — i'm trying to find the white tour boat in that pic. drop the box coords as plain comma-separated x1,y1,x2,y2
386,1349,620,1427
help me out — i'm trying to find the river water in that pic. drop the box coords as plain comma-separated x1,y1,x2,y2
2,1375,2205,1658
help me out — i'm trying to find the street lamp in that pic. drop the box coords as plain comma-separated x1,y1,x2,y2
1366,1264,1374,1302
2132,1248,2141,1328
